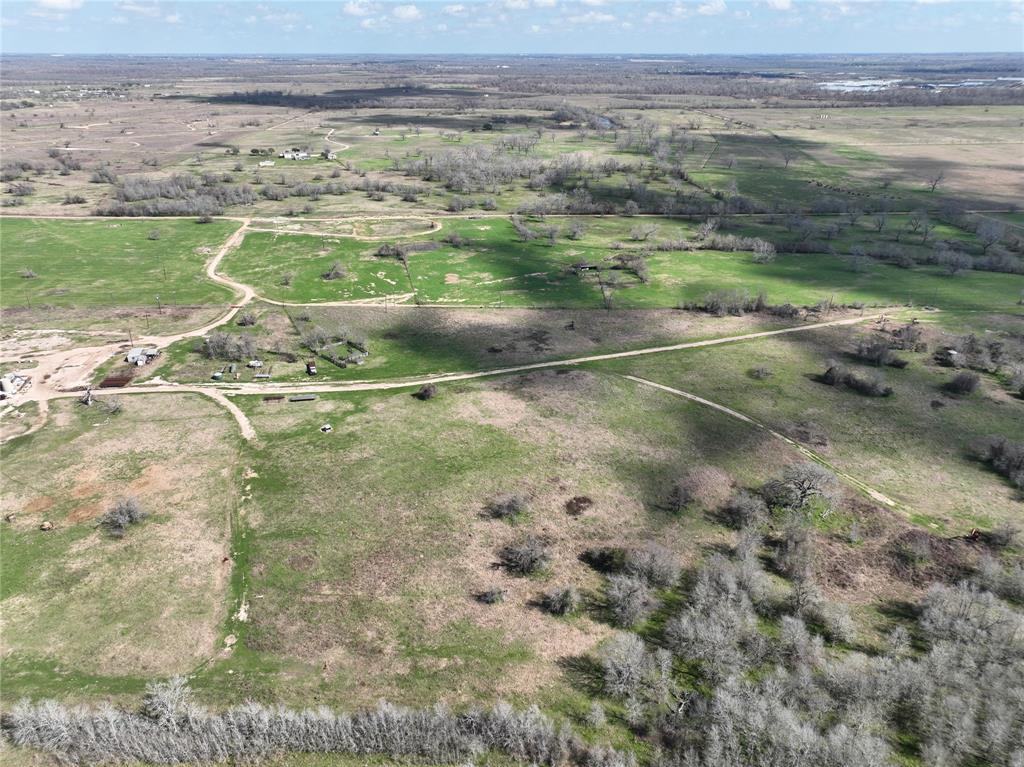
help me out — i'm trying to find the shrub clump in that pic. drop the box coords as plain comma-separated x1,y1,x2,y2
972,435,1024,488
413,383,438,401
539,586,580,616
821,361,893,397
322,262,347,280
486,493,528,519
665,465,733,513
720,489,769,529
624,542,681,588
945,370,980,395
475,587,506,605
99,497,147,538
499,535,550,575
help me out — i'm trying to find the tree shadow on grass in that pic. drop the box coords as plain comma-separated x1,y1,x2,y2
557,654,605,698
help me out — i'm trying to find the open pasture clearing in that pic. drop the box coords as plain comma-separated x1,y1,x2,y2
592,322,1024,530
690,105,1024,209
0,217,237,323
742,105,1023,206
0,393,244,700
220,216,1023,313
248,216,438,239
192,370,806,710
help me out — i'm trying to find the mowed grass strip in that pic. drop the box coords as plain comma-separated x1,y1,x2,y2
0,218,238,310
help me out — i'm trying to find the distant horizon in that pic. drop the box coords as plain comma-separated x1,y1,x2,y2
2,50,1022,57
2,1,1021,57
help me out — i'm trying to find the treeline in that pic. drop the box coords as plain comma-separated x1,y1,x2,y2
2,682,632,767
95,173,256,217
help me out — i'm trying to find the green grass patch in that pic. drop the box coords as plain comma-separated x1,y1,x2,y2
0,218,238,310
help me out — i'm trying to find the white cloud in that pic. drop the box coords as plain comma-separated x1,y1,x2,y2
579,0,606,5
164,12,181,23
435,21,447,30
392,4,422,20
443,3,466,14
697,0,727,14
534,0,556,6
343,1,374,16
36,0,84,9
530,22,543,31
504,0,530,9
360,15,386,28
116,2,160,17
569,10,615,23
765,0,791,9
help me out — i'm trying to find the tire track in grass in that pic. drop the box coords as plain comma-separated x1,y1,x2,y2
621,374,904,511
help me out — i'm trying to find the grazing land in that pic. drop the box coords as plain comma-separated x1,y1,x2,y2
1,52,1022,767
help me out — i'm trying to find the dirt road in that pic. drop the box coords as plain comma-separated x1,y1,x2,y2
622,375,902,509
0,210,884,453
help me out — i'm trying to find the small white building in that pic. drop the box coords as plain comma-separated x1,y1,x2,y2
0,372,28,399
258,160,275,167
125,347,160,366
247,359,263,369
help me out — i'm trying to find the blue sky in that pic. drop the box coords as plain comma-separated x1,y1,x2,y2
1,0,1021,55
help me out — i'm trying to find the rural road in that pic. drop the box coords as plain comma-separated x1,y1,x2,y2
2,215,899,509
192,312,882,398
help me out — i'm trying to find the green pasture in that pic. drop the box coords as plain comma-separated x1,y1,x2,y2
591,325,1024,530
221,216,1024,313
0,218,237,310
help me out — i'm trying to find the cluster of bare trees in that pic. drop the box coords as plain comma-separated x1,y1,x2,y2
197,332,257,362
403,144,544,194
590,468,1024,767
3,681,634,767
260,180,349,202
97,173,257,216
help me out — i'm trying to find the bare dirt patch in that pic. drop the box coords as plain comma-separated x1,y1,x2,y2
22,496,56,515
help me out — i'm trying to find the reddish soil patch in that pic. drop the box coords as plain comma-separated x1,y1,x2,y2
22,496,56,515
71,482,103,500
68,503,104,523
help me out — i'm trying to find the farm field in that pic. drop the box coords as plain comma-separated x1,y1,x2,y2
0,218,238,332
1,50,1023,767
1,393,243,701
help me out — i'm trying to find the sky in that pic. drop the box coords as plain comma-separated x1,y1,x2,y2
0,0,1021,55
